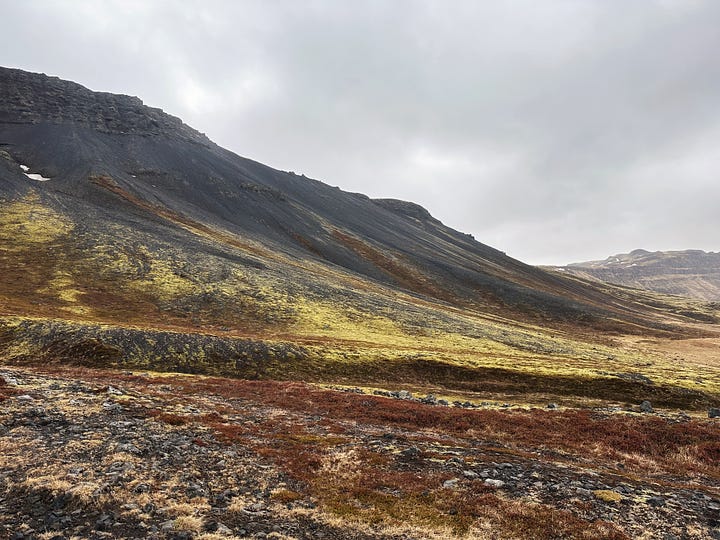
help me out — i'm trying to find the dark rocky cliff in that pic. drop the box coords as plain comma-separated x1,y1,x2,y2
0,67,209,144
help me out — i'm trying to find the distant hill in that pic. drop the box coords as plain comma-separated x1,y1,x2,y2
550,249,720,301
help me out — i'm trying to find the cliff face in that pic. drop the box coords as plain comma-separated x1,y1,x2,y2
0,67,209,144
555,249,720,301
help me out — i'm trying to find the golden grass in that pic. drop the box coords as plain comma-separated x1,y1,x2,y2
593,490,623,503
1,193,719,410
172,514,205,532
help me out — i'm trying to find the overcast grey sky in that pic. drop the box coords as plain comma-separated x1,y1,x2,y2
2,0,719,264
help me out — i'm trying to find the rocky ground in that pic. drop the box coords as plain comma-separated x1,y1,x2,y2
0,366,719,540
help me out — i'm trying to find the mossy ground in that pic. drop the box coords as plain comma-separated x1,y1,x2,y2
0,196,719,410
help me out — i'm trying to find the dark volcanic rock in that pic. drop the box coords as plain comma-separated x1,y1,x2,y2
0,67,209,144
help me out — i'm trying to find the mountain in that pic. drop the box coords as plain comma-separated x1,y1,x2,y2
0,66,718,407
553,249,720,302
2,67,720,540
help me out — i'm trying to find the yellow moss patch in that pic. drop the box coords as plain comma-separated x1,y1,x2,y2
133,249,196,301
0,195,73,246
38,272,84,303
593,490,623,503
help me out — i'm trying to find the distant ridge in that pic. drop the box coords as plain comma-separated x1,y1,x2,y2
550,249,720,301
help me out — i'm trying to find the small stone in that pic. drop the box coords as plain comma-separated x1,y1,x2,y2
16,395,34,402
463,470,479,479
160,520,175,532
142,502,156,514
397,390,413,400
484,479,505,488
640,401,653,413
215,523,233,536
1,375,19,386
443,479,459,489
102,401,122,412
709,408,720,419
399,446,421,461
95,513,114,531
647,496,665,507
547,403,558,409
117,443,142,455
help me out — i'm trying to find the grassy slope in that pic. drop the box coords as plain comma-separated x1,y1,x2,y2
1,192,719,410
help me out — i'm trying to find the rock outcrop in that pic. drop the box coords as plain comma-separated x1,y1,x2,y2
0,67,209,144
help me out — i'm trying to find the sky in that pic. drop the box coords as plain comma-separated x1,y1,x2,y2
2,0,719,265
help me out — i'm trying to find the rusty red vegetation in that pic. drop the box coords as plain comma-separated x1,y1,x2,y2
35,366,720,479
145,409,190,426
26,366,644,537
0,376,18,402
171,376,720,472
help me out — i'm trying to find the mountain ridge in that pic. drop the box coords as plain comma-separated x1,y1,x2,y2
0,65,663,329
0,66,210,144
552,249,720,301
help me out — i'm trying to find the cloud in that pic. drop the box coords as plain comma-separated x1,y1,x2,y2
2,0,719,264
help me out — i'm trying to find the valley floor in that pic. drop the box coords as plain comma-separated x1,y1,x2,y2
1,366,719,540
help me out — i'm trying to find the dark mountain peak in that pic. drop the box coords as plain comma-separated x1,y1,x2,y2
0,66,210,145
629,248,651,256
